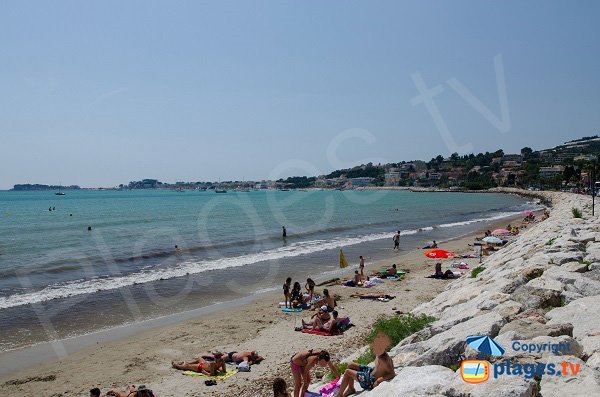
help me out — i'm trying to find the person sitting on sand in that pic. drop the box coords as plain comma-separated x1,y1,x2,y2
422,240,437,249
339,270,362,287
171,352,226,376
302,306,331,329
314,288,336,311
305,278,316,302
384,264,397,277
304,310,339,333
427,263,458,279
106,385,154,397
336,334,395,396
290,349,339,397
290,281,305,307
273,377,291,397
204,350,264,365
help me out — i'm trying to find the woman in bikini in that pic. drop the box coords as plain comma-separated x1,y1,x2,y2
171,352,226,376
290,349,339,397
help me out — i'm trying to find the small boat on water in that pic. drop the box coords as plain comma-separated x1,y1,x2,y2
215,189,227,193
55,184,65,195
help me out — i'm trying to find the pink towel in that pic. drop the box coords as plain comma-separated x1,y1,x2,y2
319,377,341,397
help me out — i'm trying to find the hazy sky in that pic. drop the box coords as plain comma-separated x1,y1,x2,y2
1,1,599,189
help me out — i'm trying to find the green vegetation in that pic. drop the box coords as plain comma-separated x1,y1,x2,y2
545,237,558,246
471,266,486,278
572,207,583,218
325,314,435,380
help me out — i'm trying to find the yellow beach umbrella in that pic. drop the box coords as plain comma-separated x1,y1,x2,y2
339,248,348,269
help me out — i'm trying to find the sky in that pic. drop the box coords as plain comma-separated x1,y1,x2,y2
1,0,599,189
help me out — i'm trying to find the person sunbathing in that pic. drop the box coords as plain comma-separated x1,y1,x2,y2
336,334,395,396
350,293,395,300
106,385,154,397
304,310,339,333
203,350,264,365
171,352,226,376
422,240,437,249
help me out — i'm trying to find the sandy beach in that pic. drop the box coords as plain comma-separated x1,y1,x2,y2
0,209,529,397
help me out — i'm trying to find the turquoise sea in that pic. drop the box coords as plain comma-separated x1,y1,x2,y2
0,189,535,350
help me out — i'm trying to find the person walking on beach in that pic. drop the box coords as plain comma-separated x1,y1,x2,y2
359,256,365,280
290,349,339,397
392,231,400,250
283,277,292,308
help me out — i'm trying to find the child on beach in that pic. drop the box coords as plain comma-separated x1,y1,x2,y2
290,349,339,397
305,278,315,302
283,277,292,308
273,377,291,397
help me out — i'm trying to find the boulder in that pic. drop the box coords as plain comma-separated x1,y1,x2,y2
499,318,573,339
587,352,600,370
392,312,506,367
512,284,561,310
547,251,583,265
589,263,600,271
561,261,589,273
445,369,537,397
546,295,600,339
539,356,600,397
579,335,600,358
358,365,454,397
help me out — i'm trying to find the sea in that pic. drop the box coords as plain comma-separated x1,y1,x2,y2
0,189,538,352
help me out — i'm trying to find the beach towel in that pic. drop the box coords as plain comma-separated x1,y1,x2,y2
319,377,341,397
301,329,339,336
282,307,303,313
182,369,238,380
304,392,321,397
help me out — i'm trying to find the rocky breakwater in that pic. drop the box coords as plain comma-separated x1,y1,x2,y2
342,191,600,396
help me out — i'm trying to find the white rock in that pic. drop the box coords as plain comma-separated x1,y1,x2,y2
546,295,600,339
539,356,600,396
445,368,537,397
358,365,454,397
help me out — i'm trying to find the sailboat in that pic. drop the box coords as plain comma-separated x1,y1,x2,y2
215,179,227,193
55,183,66,196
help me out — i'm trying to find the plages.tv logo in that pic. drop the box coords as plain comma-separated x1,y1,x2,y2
460,335,582,384
460,335,504,384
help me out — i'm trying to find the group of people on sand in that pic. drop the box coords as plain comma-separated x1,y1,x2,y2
171,350,264,375
283,277,317,308
278,333,395,397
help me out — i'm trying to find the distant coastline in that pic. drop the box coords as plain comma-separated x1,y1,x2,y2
11,184,81,191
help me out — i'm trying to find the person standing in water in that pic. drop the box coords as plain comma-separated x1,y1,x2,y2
392,231,400,250
282,226,287,238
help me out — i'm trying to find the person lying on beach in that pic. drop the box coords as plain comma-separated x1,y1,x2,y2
106,385,154,397
339,270,362,287
313,288,336,311
203,350,264,365
290,349,339,397
350,293,395,300
336,334,395,396
273,377,291,397
171,352,226,376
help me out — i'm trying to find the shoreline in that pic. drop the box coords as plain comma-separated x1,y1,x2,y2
0,208,530,396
